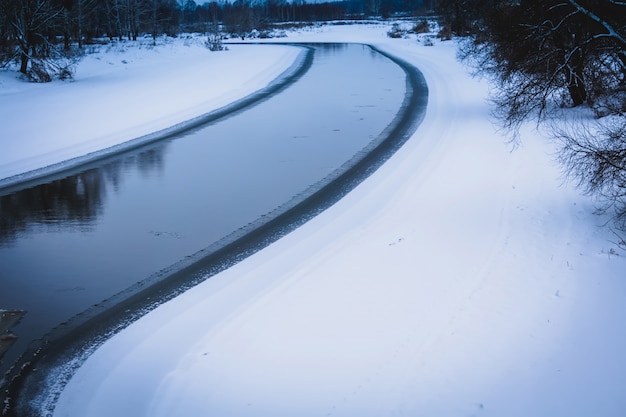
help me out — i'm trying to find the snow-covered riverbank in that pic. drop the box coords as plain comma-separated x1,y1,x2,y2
0,38,300,184
3,22,625,417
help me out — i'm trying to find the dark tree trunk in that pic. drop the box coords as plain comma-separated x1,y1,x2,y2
63,8,71,50
566,52,587,106
568,79,587,106
19,51,29,74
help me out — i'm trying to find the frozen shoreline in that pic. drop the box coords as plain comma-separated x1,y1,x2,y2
0,44,309,190
0,39,301,188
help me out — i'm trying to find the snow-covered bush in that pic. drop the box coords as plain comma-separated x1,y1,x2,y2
205,33,224,52
25,50,80,82
437,26,452,41
387,23,405,38
412,20,430,34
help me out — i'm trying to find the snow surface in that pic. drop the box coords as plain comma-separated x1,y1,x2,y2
3,23,625,416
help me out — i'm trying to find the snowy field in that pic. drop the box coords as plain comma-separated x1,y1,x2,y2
2,22,625,416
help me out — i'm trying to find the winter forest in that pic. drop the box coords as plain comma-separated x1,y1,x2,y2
0,0,426,80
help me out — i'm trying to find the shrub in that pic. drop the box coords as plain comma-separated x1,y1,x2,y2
387,23,405,38
437,26,452,41
26,52,78,82
205,33,224,52
412,20,430,34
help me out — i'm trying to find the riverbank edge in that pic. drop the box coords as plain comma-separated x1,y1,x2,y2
0,44,310,194
4,43,428,417
0,44,314,415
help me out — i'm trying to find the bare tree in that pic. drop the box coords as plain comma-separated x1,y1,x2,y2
103,0,124,40
8,0,61,74
437,0,626,227
447,1,623,130
223,0,257,40
60,0,93,49
555,116,626,228
0,1,14,66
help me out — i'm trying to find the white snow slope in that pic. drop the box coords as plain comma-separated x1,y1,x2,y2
2,23,625,417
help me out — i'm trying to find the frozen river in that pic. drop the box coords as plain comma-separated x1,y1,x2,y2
0,43,427,413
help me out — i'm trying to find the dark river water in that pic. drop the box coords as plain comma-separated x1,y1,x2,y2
0,43,412,388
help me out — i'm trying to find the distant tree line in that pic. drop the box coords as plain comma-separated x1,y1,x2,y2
435,0,626,234
0,0,428,80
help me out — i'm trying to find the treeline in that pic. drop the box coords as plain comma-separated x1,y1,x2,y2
435,0,625,125
0,0,427,80
436,0,626,233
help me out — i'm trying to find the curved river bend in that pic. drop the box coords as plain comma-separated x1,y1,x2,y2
0,43,428,415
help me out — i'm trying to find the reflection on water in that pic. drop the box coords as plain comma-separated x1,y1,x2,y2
0,43,408,380
313,42,347,55
0,145,170,376
0,147,166,247
0,171,104,246
0,310,25,367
